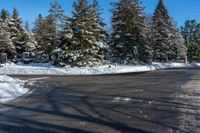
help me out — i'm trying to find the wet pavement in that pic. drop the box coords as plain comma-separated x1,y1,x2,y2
0,68,200,133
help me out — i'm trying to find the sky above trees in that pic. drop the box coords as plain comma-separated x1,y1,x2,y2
0,0,200,27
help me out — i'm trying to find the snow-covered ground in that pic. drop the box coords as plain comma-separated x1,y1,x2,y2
0,75,28,103
0,62,199,75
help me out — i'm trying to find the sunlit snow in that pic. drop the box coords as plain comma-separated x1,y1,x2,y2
0,75,28,103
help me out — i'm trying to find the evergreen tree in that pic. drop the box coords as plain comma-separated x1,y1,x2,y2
32,14,44,60
0,9,9,20
0,17,16,60
48,2,66,30
54,0,107,67
3,8,37,63
144,13,154,63
32,2,66,63
8,8,25,59
171,23,187,62
152,0,173,62
12,8,23,31
91,0,108,61
110,0,151,64
92,0,108,42
181,20,198,47
181,20,200,62
52,19,73,66
32,14,44,35
48,2,66,48
42,15,57,59
33,13,56,62
25,21,30,32
19,21,38,63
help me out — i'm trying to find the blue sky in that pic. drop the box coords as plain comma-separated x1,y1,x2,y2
0,0,200,28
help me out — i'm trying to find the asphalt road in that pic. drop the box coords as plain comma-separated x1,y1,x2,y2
0,68,200,133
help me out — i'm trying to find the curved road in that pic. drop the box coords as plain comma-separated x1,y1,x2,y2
0,68,200,133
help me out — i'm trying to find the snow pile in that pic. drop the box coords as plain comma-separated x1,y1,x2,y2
0,75,28,103
0,62,199,75
151,62,200,69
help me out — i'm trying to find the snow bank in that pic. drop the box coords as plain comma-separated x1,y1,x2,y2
0,75,28,103
63,62,200,75
0,62,199,75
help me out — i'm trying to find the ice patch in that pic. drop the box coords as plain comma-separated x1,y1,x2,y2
113,97,132,102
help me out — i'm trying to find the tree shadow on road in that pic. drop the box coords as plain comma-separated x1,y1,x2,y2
0,76,191,133
0,82,153,133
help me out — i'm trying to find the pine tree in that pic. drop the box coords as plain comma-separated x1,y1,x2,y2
92,0,108,43
32,14,44,60
52,16,73,66
32,14,43,34
12,8,23,31
32,2,66,63
0,15,16,60
144,14,154,64
54,0,107,67
48,2,66,47
181,20,200,62
91,0,108,62
110,0,151,64
8,8,25,60
181,20,198,47
48,2,66,31
171,23,187,62
33,13,57,62
19,21,38,63
0,9,9,21
42,15,57,60
0,8,38,63
152,0,178,62
25,21,30,32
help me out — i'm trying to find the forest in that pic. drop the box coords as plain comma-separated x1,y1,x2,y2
0,0,199,67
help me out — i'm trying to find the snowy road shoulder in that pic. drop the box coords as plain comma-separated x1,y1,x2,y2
0,75,29,103
0,62,199,75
